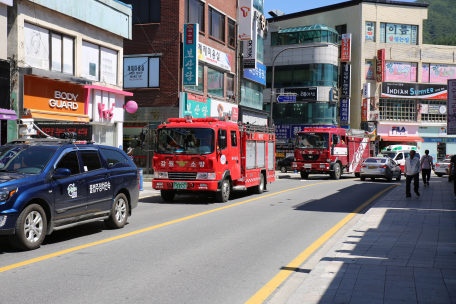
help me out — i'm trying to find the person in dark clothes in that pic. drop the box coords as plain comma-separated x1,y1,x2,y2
404,150,421,197
420,150,433,186
450,154,456,198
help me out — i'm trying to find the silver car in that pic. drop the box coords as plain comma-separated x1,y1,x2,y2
434,158,450,177
360,157,402,182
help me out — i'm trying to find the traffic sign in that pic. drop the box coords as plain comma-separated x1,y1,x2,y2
277,95,296,103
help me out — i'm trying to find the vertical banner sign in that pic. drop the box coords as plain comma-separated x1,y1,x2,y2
243,13,257,70
341,63,351,98
341,34,352,62
448,79,456,135
376,49,385,82
340,99,350,126
183,24,199,86
238,0,253,40
362,99,368,121
363,83,371,98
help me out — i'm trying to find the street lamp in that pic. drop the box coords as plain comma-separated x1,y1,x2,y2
269,44,330,127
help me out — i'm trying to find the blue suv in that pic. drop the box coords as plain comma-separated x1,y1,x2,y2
0,138,139,250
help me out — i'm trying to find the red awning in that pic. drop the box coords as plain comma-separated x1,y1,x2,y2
381,136,424,142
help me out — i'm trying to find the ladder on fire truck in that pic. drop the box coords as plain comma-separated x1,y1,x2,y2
345,129,371,174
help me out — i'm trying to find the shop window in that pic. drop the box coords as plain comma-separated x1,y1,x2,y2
80,151,103,171
379,23,418,45
227,74,234,97
124,0,161,24
93,125,115,146
56,152,80,175
379,98,416,121
184,64,204,93
420,100,447,123
100,148,128,167
207,67,224,97
209,7,225,42
228,19,235,47
366,22,375,41
266,64,338,88
385,61,417,82
82,42,118,85
185,0,204,31
24,22,74,75
241,80,263,110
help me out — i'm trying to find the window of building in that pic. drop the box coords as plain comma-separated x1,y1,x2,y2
80,151,103,171
385,61,417,82
428,64,456,84
184,64,204,92
269,103,337,125
228,19,235,47
241,80,263,110
266,64,339,88
335,24,347,41
379,23,418,44
24,22,74,75
82,42,118,85
207,67,224,97
185,0,204,32
365,60,375,80
366,22,375,41
253,0,264,14
420,100,447,122
227,74,234,96
257,35,264,63
379,98,416,121
124,0,161,24
56,152,80,175
209,7,225,42
271,30,338,46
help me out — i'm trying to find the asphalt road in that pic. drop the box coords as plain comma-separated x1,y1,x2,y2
0,175,395,304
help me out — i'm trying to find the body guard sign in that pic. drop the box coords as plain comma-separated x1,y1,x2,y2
90,182,111,194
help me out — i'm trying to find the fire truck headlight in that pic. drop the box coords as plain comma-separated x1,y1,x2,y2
196,172,216,180
154,171,168,179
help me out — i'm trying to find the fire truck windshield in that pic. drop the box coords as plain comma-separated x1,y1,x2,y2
295,133,329,149
156,128,215,155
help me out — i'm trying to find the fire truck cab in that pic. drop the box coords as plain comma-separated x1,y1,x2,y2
292,127,370,180
152,117,276,202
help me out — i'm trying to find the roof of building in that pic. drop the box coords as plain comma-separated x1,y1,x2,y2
278,24,339,34
267,0,429,22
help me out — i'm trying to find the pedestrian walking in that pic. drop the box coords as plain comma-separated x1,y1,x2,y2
420,149,433,186
404,150,421,197
450,154,456,198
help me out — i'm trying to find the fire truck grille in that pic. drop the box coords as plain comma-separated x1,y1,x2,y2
302,155,320,161
168,172,197,180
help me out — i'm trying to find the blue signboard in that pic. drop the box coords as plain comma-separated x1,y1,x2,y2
275,124,337,140
340,98,350,125
244,62,266,85
183,24,199,86
277,95,297,103
422,137,456,143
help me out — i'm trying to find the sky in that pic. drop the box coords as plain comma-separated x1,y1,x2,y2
264,0,417,17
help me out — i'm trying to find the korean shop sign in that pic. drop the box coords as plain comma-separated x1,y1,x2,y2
238,0,253,40
382,82,447,100
183,24,199,86
341,34,351,62
447,79,456,135
179,92,210,118
340,99,350,125
244,62,266,85
197,42,232,71
276,87,318,101
341,63,351,98
376,49,385,82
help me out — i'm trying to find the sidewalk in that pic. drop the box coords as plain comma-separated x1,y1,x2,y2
277,178,456,304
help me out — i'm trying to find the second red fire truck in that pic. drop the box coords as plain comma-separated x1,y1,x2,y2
152,116,276,202
292,127,371,179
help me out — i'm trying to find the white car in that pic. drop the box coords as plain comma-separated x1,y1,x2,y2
434,159,450,177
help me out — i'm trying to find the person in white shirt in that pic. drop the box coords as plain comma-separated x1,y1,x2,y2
420,150,433,186
404,150,421,197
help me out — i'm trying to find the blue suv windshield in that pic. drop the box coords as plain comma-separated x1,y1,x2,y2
0,146,56,174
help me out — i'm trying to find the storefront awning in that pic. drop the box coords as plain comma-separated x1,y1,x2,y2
26,109,90,123
381,136,424,142
0,109,17,120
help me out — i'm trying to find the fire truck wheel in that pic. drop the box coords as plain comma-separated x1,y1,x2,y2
300,171,308,179
280,166,287,173
216,179,230,202
161,190,175,202
360,176,365,181
253,174,264,194
331,163,341,180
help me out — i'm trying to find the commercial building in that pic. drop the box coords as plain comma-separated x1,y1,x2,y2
0,0,13,145
7,0,132,146
122,0,239,168
266,0,456,160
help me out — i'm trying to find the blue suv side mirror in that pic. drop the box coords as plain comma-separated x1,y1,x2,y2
54,168,71,179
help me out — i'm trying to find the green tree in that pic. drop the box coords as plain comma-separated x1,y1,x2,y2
415,0,456,45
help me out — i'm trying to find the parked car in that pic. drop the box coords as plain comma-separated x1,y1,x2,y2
360,157,402,182
382,150,420,174
434,158,450,177
277,156,294,173
0,137,139,251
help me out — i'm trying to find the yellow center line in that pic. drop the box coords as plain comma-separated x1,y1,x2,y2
0,179,351,274
244,183,399,304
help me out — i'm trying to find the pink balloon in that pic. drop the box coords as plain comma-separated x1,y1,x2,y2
125,100,138,113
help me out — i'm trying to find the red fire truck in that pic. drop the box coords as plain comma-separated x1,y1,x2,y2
292,127,370,179
152,116,276,202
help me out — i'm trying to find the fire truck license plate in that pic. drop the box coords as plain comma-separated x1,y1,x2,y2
173,182,187,189
304,164,312,168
